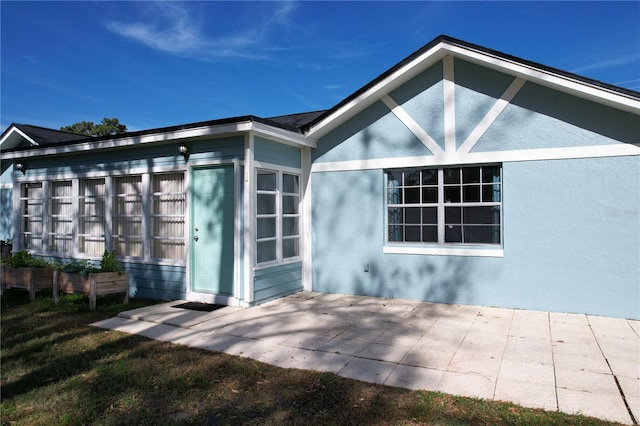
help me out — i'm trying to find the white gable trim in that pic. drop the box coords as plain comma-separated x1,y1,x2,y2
306,40,640,140
311,143,640,173
0,126,38,150
381,95,443,155
441,44,640,113
443,55,456,153
458,77,526,154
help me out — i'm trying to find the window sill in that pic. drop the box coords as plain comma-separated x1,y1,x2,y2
383,245,504,258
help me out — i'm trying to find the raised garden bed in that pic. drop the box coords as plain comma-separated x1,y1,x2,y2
53,271,129,310
1,265,55,301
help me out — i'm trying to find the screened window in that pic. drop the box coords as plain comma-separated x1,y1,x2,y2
20,182,44,251
48,181,74,253
151,173,186,260
255,169,301,266
112,175,143,257
79,178,106,255
386,165,501,245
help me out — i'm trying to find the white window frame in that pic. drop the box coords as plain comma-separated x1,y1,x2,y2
78,177,107,256
48,180,75,254
150,172,186,261
15,168,187,265
254,164,302,268
384,164,504,258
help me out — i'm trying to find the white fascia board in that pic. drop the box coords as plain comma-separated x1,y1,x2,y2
307,41,639,140
0,127,38,150
252,121,317,148
306,43,449,140
1,120,314,160
441,44,640,114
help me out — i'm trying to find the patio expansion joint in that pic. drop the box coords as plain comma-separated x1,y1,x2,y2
548,311,561,412
587,316,638,424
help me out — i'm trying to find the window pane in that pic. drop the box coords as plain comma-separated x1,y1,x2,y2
403,170,420,186
283,174,299,194
283,238,299,259
444,168,460,184
482,184,501,202
388,187,402,204
405,226,420,242
463,206,501,225
422,226,438,242
282,217,299,237
257,171,277,191
282,195,299,215
482,166,501,183
422,207,437,224
386,171,402,188
444,186,460,203
445,207,461,224
421,169,438,185
257,240,277,263
422,187,437,203
405,188,420,203
388,225,402,242
462,167,480,183
445,226,462,243
388,208,402,224
405,207,420,224
463,185,480,202
464,225,501,244
257,194,276,214
257,218,276,239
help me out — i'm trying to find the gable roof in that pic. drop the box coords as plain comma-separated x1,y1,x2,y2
303,35,640,139
0,123,89,151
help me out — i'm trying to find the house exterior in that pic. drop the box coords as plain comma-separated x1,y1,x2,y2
1,36,638,319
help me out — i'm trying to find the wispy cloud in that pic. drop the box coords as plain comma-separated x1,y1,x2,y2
106,2,296,61
571,53,639,74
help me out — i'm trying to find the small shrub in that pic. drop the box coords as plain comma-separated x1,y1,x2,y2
100,250,121,273
3,251,52,269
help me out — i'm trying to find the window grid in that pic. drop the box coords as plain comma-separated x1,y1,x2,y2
386,165,502,246
20,182,44,251
255,169,301,266
112,175,144,257
150,173,186,260
48,181,74,253
79,178,107,255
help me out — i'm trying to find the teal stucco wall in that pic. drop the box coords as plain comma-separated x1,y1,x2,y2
310,58,640,318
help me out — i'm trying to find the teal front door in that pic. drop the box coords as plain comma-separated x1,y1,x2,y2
191,166,235,296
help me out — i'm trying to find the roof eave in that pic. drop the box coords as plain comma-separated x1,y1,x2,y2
1,119,316,160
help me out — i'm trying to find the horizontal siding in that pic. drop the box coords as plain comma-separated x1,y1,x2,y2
124,262,187,300
254,136,301,169
254,261,302,304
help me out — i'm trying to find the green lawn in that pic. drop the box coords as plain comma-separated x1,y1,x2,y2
1,289,622,425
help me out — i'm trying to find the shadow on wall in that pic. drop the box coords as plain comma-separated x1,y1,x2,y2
312,129,477,306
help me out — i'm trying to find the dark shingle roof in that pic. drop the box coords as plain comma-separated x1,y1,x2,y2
13,124,90,145
265,110,328,129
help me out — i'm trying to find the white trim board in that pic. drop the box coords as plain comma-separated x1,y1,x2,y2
311,143,640,173
1,121,315,160
381,95,443,155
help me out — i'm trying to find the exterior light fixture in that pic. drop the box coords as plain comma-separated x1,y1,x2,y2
178,143,189,160
15,162,26,174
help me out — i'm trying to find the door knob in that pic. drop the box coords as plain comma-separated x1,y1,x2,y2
193,236,199,242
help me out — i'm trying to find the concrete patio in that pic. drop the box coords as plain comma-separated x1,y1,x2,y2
92,291,640,424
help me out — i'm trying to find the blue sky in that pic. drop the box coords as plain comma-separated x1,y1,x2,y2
1,1,639,133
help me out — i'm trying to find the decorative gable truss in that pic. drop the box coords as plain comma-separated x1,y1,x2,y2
310,41,640,173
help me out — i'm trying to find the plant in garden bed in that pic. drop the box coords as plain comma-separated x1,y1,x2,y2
1,250,55,300
54,250,129,310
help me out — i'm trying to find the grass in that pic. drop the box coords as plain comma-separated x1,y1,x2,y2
1,289,624,426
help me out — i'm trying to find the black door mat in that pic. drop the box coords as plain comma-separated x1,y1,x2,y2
172,302,226,312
